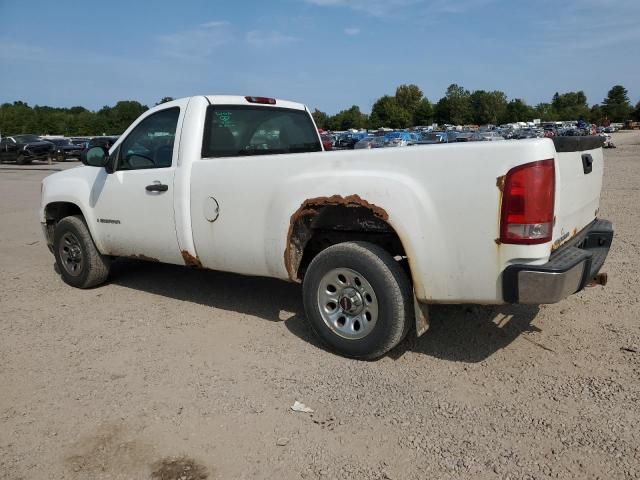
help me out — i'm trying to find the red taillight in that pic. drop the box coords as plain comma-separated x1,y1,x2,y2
500,159,555,245
245,96,276,105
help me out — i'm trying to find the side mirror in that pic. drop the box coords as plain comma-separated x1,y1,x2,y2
81,146,110,168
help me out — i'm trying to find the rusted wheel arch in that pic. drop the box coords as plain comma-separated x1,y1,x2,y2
284,194,408,282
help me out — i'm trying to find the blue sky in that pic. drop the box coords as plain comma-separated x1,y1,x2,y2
1,0,638,114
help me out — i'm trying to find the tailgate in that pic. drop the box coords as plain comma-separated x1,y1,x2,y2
551,136,605,250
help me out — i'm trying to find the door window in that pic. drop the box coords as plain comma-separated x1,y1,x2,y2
117,107,180,171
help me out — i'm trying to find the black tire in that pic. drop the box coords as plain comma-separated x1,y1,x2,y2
53,215,110,288
16,154,31,165
302,241,413,360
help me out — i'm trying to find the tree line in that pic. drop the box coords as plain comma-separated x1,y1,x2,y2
0,86,638,136
312,84,640,131
0,97,174,137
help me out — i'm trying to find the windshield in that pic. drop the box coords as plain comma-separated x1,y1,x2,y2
202,106,322,157
13,134,41,143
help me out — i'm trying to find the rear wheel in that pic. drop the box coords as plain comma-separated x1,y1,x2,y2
53,215,110,288
302,241,412,359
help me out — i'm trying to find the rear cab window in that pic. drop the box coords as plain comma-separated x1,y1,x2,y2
201,106,322,158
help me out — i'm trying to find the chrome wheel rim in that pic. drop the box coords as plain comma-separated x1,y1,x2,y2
317,267,379,340
59,232,83,276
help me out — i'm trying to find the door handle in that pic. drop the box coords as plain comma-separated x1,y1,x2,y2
145,183,168,192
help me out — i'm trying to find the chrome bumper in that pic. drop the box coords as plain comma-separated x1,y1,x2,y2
502,219,613,304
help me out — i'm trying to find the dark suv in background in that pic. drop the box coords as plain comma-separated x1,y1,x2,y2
87,136,119,150
0,135,53,164
47,138,84,162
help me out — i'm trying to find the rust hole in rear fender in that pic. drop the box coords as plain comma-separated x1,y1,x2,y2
284,194,389,281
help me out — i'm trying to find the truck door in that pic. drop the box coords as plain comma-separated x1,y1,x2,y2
90,101,188,264
0,137,14,162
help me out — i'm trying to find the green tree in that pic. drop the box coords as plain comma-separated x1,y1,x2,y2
413,98,433,126
156,97,174,105
110,101,148,133
633,101,640,121
501,99,536,123
551,91,590,120
433,97,449,125
589,104,604,125
369,96,411,129
535,103,555,121
437,84,472,125
394,84,423,117
470,90,507,125
328,105,368,130
602,85,632,122
311,109,329,130
69,106,88,115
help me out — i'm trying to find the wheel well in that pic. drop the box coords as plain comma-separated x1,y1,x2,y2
45,202,83,224
284,196,408,282
43,202,84,247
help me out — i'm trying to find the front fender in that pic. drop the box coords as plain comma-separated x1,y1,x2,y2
41,166,107,254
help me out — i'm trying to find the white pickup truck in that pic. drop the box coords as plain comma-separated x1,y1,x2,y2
40,95,613,359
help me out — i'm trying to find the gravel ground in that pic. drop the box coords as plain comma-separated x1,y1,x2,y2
1,133,639,480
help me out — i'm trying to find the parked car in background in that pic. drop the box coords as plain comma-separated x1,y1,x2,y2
47,138,84,161
473,131,505,141
455,132,473,142
320,134,333,151
70,138,90,149
417,132,447,144
334,134,364,150
88,136,119,150
0,134,53,164
384,131,416,147
354,136,386,149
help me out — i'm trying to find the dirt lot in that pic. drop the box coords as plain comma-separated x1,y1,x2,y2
1,133,639,480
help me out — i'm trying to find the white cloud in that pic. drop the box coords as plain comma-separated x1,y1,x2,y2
305,0,417,16
200,20,229,28
344,27,361,36
0,41,47,60
304,0,494,16
157,23,232,60
245,30,298,47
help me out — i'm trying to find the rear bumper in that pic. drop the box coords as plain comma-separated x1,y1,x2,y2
502,219,613,304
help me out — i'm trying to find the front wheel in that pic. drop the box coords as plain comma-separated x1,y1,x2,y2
302,241,413,360
53,215,110,288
